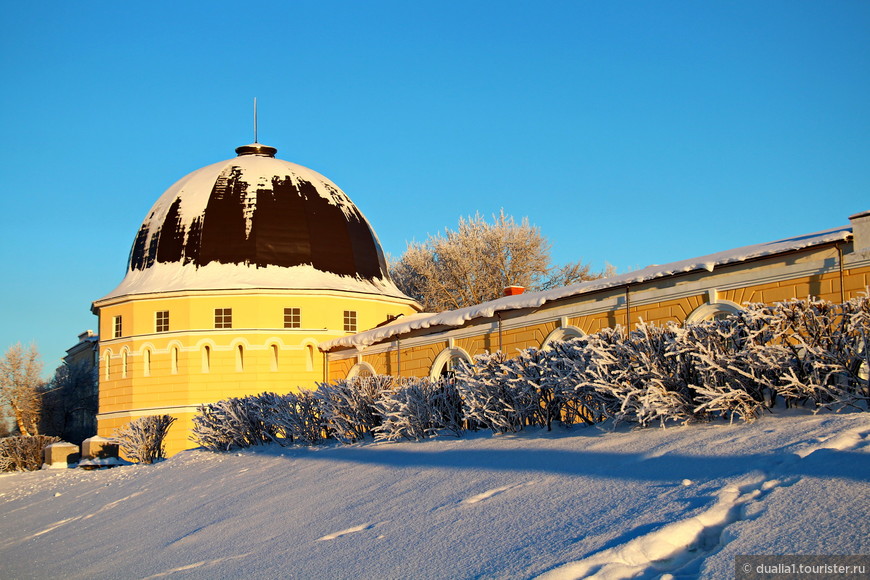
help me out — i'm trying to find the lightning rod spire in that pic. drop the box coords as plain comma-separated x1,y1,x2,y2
253,97,258,143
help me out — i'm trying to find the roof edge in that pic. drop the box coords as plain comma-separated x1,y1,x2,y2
319,224,853,352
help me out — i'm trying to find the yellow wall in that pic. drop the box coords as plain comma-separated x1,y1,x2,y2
95,289,416,455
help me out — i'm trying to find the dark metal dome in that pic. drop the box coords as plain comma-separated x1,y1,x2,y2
102,144,406,299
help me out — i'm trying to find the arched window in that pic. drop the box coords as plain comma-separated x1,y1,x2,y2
347,362,376,379
306,344,315,372
270,344,279,372
429,347,473,380
686,300,742,324
121,350,128,378
171,347,179,374
541,326,584,350
103,353,111,380
202,345,211,373
236,344,244,372
143,349,151,377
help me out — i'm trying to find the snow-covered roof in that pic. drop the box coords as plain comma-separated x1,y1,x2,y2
320,225,852,351
99,261,410,302
97,144,411,303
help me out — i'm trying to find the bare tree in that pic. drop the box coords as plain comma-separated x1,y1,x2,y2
390,211,606,312
0,343,44,436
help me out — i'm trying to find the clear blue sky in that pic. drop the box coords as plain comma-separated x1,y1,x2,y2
1,1,868,374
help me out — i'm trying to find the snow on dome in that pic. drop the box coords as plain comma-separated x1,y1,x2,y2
100,144,407,300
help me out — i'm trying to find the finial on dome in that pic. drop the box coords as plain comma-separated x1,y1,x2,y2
235,143,278,157
236,98,277,156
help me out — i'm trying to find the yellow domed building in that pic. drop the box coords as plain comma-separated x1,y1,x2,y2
92,143,419,454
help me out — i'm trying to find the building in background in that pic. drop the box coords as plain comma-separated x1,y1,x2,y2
40,330,99,444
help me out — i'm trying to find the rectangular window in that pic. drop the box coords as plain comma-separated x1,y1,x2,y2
215,308,233,329
343,310,357,333
113,316,123,338
155,310,169,332
284,307,301,329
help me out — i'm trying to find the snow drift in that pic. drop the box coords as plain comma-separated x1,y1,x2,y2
1,412,868,579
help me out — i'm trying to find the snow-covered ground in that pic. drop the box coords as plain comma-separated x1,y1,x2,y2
1,411,868,579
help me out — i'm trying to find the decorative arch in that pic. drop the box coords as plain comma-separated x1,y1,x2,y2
541,325,584,350
102,350,112,380
196,339,217,374
121,347,130,378
143,348,152,377
305,344,315,372
228,338,251,373
137,342,157,355
201,345,211,373
685,300,742,324
235,344,245,372
269,343,280,372
347,361,377,379
300,339,319,373
170,346,179,375
228,337,252,350
429,347,473,380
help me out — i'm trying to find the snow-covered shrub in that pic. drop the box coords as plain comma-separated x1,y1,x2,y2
315,375,394,443
454,351,539,433
433,378,466,437
246,392,297,445
500,348,567,430
192,399,243,451
274,390,325,445
0,435,60,471
579,323,696,427
373,377,463,441
692,383,764,423
185,296,867,453
192,391,326,451
843,295,870,403
544,334,623,425
669,317,768,422
767,296,870,410
445,296,868,429
114,415,176,464
191,396,269,451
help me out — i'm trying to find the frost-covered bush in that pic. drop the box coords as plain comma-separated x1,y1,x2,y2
247,392,298,445
192,391,325,451
114,415,176,464
0,435,60,471
315,375,394,443
577,323,696,427
767,297,870,410
454,351,536,433
373,377,463,441
187,296,868,453
544,333,623,425
502,348,572,430
192,396,268,451
275,390,325,445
